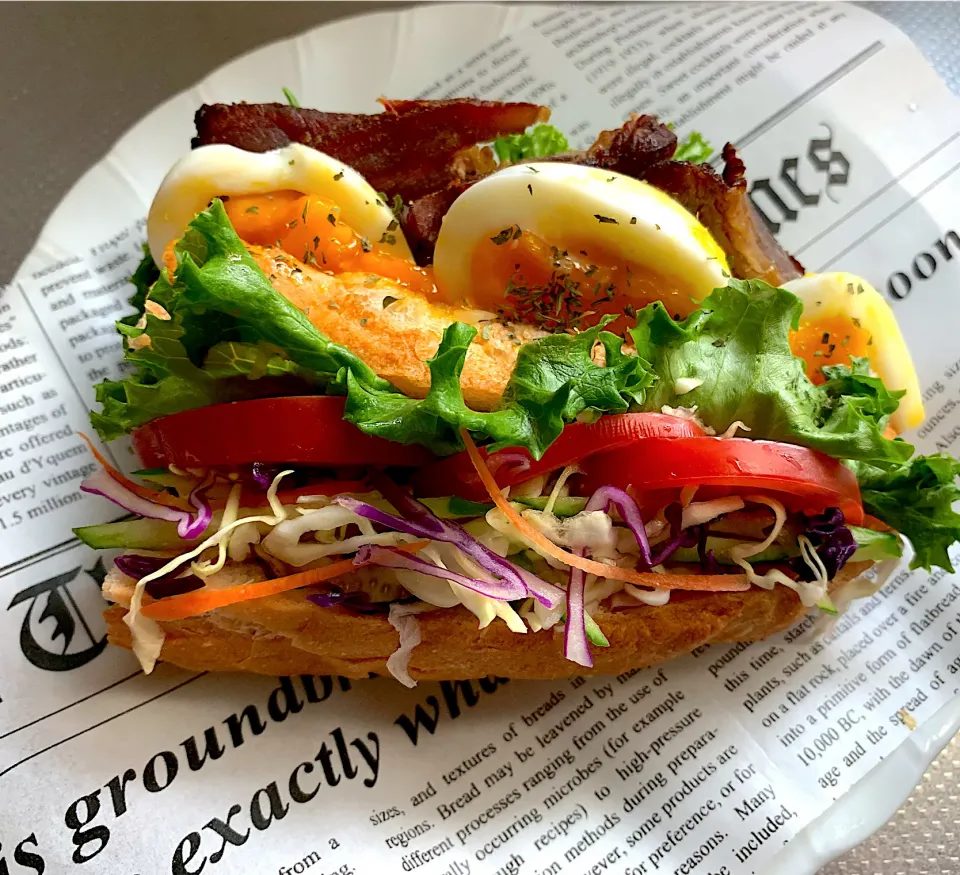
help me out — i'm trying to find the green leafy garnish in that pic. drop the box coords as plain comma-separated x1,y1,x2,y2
849,525,904,562
848,455,960,571
493,124,569,163
673,131,712,163
345,318,652,457
122,244,160,327
282,87,300,108
91,201,388,440
820,357,904,429
629,279,913,465
92,202,651,456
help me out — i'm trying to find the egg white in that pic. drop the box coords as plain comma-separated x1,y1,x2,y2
146,143,413,267
432,162,730,306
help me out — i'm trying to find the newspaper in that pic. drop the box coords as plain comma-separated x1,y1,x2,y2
2,3,959,873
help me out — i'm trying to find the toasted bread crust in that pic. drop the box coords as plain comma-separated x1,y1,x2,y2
102,560,870,680
248,247,544,410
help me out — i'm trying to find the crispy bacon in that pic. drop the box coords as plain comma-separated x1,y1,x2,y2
193,98,549,201
578,113,679,175
641,144,803,285
401,182,474,266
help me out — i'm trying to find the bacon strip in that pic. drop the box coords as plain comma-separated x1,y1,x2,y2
642,143,803,285
193,98,549,201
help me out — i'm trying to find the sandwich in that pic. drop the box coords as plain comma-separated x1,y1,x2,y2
76,96,960,685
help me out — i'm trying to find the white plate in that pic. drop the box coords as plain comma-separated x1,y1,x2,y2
14,4,960,872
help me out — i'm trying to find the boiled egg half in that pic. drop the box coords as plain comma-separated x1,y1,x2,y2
785,272,924,433
147,143,414,267
432,162,730,331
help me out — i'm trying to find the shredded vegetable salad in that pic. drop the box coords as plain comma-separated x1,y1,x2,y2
78,446,901,680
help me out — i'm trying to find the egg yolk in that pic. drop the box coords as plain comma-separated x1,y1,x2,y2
789,314,874,384
223,191,435,296
469,231,696,333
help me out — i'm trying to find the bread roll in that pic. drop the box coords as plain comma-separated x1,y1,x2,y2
101,559,871,680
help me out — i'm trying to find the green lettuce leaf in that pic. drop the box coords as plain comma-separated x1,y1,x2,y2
628,279,913,465
120,245,160,328
493,124,569,163
92,200,652,454
345,318,653,457
849,455,960,571
91,201,384,440
673,131,712,163
820,356,904,429
849,525,903,562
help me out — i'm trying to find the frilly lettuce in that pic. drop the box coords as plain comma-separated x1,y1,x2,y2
629,279,913,465
92,200,650,453
849,455,960,572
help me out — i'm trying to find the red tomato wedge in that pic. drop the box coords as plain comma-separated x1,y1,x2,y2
132,397,434,469
412,413,704,500
575,437,864,524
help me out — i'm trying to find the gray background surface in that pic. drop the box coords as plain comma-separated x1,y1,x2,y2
0,3,957,872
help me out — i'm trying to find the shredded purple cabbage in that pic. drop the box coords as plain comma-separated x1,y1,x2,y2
585,486,654,565
251,462,281,490
81,468,212,540
306,584,391,614
114,554,170,579
355,544,521,601
180,472,215,539
486,450,532,478
114,554,202,599
564,557,592,668
792,507,857,581
647,503,701,567
335,474,563,609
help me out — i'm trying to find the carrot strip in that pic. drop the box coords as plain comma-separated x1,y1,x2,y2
80,433,190,510
459,429,749,593
141,541,429,621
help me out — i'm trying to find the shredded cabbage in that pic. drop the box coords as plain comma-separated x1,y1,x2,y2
126,470,296,673
625,583,672,606
544,465,578,515
387,603,429,687
520,509,619,558
227,521,262,562
192,482,242,577
674,377,704,395
720,420,751,439
682,496,745,528
263,504,414,566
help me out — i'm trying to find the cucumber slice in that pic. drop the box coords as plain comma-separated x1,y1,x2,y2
585,613,610,647
420,497,492,518
671,539,792,566
817,595,839,615
510,496,588,517
74,518,199,550
132,468,195,497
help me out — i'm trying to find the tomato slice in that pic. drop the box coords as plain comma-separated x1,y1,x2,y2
132,397,434,469
575,437,864,524
411,413,704,500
